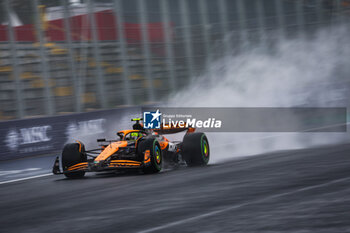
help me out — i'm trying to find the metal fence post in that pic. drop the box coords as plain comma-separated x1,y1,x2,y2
138,0,155,102
199,0,213,80
76,8,89,111
4,0,25,118
334,0,345,25
62,0,81,112
179,0,195,79
87,0,107,108
275,0,286,40
256,0,267,47
160,0,176,91
32,0,55,115
295,0,305,38
218,0,232,55
316,0,324,26
113,0,133,105
236,0,249,48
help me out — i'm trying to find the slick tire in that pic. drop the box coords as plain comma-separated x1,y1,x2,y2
62,143,87,178
138,138,162,174
182,132,210,166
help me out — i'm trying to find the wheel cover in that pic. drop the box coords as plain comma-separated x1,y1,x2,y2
155,145,161,164
200,136,209,164
202,140,209,157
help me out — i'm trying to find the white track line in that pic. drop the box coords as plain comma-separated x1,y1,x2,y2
139,176,350,233
0,173,52,185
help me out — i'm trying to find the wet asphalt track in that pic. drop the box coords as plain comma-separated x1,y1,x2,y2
0,143,350,233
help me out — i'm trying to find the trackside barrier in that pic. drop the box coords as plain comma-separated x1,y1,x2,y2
0,107,140,161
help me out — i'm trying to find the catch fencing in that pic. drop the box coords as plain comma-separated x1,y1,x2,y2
0,0,348,120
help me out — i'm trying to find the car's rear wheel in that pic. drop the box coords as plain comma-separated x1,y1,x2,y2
182,132,210,166
62,142,87,178
138,138,162,174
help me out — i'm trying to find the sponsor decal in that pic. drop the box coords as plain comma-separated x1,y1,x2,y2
66,118,106,137
4,125,52,152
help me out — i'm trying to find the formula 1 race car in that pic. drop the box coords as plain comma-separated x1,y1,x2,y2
52,118,210,178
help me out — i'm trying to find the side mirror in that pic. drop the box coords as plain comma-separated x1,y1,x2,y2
97,138,106,142
117,132,124,139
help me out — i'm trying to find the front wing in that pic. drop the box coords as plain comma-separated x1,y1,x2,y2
53,157,148,175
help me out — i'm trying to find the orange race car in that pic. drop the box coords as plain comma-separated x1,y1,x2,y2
52,118,210,178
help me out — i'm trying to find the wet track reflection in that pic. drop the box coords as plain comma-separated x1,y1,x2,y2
0,144,349,232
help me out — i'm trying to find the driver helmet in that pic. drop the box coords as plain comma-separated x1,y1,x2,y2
129,132,140,141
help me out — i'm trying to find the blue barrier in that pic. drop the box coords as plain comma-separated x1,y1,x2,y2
0,107,140,161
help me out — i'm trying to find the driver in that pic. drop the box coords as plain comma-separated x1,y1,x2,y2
128,132,140,141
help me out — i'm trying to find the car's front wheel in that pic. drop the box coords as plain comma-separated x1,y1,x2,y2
62,142,87,178
138,138,162,174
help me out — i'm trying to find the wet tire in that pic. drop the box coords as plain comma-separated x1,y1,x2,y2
62,143,87,178
182,133,210,166
138,138,162,174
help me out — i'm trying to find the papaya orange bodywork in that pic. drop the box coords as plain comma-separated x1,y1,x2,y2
67,162,88,171
109,160,142,167
95,141,128,162
75,140,83,152
159,141,169,150
144,150,151,163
